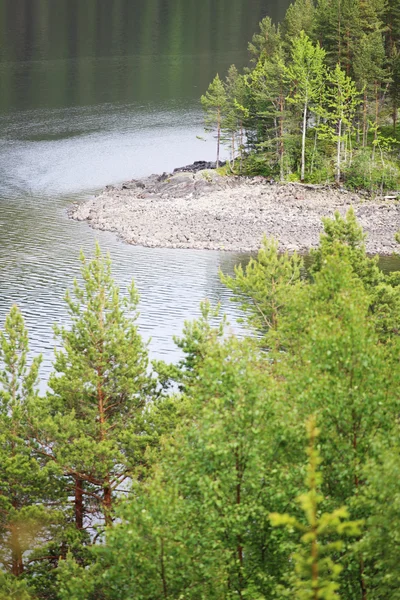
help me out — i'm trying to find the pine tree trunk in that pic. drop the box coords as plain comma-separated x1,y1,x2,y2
74,476,84,530
103,481,113,527
301,100,308,182
10,522,24,576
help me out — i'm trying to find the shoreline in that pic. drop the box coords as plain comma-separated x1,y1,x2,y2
69,166,400,256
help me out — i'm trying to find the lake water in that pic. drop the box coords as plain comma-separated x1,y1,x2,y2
1,0,399,384
0,0,293,381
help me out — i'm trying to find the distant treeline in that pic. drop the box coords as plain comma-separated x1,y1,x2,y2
201,0,400,190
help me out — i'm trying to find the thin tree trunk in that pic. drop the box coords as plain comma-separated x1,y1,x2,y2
362,92,368,147
217,108,221,168
310,115,320,176
348,129,353,165
373,81,379,161
301,100,308,182
279,94,285,181
103,481,113,527
338,0,342,66
10,522,24,576
75,477,84,530
336,119,342,184
239,120,244,173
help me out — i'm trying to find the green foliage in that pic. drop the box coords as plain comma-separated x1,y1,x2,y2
221,237,303,341
0,306,62,583
0,571,33,599
360,431,400,598
200,74,227,166
248,16,281,63
282,0,316,42
200,0,400,190
271,417,362,600
66,333,302,600
34,244,158,537
3,208,400,599
343,148,400,191
310,208,383,287
285,32,326,181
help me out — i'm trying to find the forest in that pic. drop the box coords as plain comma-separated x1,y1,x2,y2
201,0,400,190
0,209,400,599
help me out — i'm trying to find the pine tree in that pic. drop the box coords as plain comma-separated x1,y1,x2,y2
355,32,387,144
201,74,228,167
248,16,281,63
0,306,60,579
389,45,400,130
59,334,300,600
247,44,288,179
315,0,361,73
36,245,155,531
282,0,316,43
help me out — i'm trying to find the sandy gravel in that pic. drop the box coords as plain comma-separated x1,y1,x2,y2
69,170,400,255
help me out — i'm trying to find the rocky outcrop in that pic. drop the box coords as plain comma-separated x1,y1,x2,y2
70,169,400,255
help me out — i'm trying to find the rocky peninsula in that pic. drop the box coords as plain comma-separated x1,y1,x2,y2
70,163,400,255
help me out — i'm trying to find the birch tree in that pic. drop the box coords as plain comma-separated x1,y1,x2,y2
201,74,227,168
285,32,326,181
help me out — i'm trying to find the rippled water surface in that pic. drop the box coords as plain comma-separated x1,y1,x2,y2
0,0,294,381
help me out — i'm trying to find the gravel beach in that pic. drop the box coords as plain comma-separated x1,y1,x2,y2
69,168,400,255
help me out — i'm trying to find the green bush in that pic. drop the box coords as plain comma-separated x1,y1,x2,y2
343,149,400,192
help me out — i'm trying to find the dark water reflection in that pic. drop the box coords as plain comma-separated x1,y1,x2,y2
0,0,291,384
